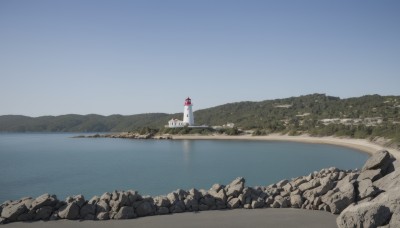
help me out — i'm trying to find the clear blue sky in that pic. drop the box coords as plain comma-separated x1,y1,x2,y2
1,0,399,116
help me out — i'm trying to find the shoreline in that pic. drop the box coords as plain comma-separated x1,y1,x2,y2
171,134,400,159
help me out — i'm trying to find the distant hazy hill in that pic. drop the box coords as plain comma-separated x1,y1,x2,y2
1,94,399,137
0,113,176,132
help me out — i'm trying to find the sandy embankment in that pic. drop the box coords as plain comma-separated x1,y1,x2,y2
4,209,338,228
171,134,400,159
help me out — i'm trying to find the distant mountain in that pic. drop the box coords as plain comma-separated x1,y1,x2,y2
1,94,399,140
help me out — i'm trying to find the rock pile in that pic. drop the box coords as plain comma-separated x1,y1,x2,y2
75,133,171,140
1,150,399,227
337,150,399,227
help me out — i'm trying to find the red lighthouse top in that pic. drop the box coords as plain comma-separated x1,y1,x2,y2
184,97,192,106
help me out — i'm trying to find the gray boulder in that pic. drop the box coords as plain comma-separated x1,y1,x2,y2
127,190,142,203
362,150,393,175
58,203,80,220
313,197,322,207
96,200,110,213
80,204,96,219
111,191,119,201
154,196,170,208
109,200,118,211
136,201,154,217
188,188,202,200
100,192,111,202
88,196,100,205
303,176,334,199
274,195,290,208
337,203,391,228
358,179,380,200
198,204,209,211
305,173,314,181
109,211,117,219
117,192,130,207
96,211,110,220
167,192,179,204
114,206,135,219
170,201,186,213
389,205,400,227
358,169,382,182
299,179,320,192
280,191,290,197
374,163,400,191
292,178,307,188
17,212,34,221
157,207,169,215
322,182,355,214
271,200,280,208
329,172,339,181
227,198,241,209
1,202,28,221
49,212,59,221
226,177,245,198
208,189,227,202
251,198,265,208
30,194,58,210
283,183,293,192
215,199,227,209
71,195,86,208
265,196,274,206
211,183,223,192
201,195,216,208
276,179,289,188
184,195,199,211
317,177,335,195
34,206,53,220
175,189,188,201
290,194,303,208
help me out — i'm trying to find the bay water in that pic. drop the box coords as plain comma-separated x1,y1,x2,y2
0,133,368,203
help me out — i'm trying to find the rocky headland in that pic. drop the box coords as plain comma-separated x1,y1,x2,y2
73,132,170,140
1,150,399,227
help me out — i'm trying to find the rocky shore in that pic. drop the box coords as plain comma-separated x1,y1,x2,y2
73,132,170,140
1,150,399,227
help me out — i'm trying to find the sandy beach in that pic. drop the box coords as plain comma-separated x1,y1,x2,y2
4,208,338,228
171,134,400,159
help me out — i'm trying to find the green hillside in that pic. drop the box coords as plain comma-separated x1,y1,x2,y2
1,94,399,141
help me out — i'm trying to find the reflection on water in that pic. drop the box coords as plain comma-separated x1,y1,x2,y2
182,140,193,164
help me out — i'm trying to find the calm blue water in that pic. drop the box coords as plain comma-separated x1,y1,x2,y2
0,133,368,203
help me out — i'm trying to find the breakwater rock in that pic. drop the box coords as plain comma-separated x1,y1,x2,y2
1,150,399,227
73,133,171,140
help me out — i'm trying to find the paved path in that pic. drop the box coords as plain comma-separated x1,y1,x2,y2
4,208,338,228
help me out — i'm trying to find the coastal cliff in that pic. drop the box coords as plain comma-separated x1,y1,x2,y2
1,150,399,227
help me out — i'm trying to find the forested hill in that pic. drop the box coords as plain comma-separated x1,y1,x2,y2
1,94,399,139
0,113,178,132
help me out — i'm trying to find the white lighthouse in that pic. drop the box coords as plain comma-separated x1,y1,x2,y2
183,97,194,126
167,97,195,128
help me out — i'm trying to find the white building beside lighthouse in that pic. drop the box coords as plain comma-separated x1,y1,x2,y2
168,97,195,128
